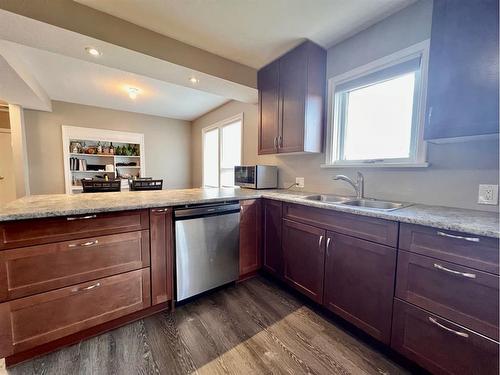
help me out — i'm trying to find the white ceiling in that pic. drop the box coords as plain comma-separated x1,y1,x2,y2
0,41,230,120
75,0,415,68
0,9,257,120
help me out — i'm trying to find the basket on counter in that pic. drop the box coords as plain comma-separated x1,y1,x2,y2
82,179,121,193
129,179,163,191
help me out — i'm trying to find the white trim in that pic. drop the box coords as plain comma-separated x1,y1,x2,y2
320,162,429,169
62,125,145,194
325,40,430,168
201,113,243,188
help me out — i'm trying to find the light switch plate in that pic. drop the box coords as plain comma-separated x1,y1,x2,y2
295,177,305,188
478,184,498,205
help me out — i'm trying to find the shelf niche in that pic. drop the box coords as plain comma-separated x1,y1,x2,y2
62,126,146,194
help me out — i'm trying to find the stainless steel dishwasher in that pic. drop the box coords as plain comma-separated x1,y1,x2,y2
174,201,240,301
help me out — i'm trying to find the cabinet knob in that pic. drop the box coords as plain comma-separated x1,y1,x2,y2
0,176,4,180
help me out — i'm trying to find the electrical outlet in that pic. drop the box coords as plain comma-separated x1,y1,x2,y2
295,177,305,188
478,184,498,205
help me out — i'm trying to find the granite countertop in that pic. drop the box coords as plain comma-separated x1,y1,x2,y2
0,188,498,238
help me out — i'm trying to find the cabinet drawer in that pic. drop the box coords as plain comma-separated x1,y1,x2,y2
392,299,499,375
399,223,499,274
396,250,499,340
0,269,150,357
283,203,398,246
0,230,150,301
0,209,150,250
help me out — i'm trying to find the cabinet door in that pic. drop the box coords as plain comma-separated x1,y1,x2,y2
279,43,308,153
149,208,174,305
425,0,499,139
324,232,396,343
282,219,325,303
258,60,280,154
239,199,262,277
262,199,283,278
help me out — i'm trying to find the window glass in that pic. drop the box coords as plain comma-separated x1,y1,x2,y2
202,117,242,187
203,128,219,187
342,73,416,161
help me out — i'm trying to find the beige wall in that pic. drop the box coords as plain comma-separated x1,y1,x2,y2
25,101,191,195
191,100,499,212
192,0,498,212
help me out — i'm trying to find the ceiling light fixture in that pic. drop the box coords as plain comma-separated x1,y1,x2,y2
189,77,199,84
85,47,102,57
127,87,140,100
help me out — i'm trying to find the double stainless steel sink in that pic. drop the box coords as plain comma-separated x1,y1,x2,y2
302,194,411,211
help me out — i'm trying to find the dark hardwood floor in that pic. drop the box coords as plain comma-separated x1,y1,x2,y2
5,277,409,374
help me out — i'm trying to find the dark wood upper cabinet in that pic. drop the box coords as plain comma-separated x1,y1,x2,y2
323,232,397,344
258,41,326,154
258,60,280,154
149,208,174,305
262,199,283,278
239,199,262,278
424,0,499,140
282,219,325,303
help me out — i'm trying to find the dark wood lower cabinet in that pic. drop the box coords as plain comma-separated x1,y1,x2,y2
239,199,262,278
0,230,150,301
323,232,396,344
392,299,499,375
0,269,151,358
396,250,499,340
149,208,174,305
282,219,325,303
262,199,283,278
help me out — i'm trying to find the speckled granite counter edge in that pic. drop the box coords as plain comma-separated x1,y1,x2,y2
0,189,498,238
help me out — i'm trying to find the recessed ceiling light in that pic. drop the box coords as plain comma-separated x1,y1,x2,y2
189,77,199,84
85,47,102,57
127,87,140,100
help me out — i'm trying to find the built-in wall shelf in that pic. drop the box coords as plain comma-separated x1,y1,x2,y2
62,126,145,194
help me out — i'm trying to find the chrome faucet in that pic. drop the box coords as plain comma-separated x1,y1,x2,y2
333,172,364,199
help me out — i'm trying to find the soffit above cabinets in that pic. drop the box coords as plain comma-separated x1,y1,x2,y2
0,9,257,120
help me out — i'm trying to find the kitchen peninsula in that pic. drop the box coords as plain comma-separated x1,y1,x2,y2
0,188,498,373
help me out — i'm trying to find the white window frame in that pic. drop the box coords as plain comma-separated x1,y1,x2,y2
323,40,430,168
201,113,243,188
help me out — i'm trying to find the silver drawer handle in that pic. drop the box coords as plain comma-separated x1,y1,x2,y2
319,235,323,248
68,240,99,248
433,263,476,279
326,237,331,256
436,231,480,243
152,208,169,213
428,317,469,338
66,214,97,221
72,282,101,293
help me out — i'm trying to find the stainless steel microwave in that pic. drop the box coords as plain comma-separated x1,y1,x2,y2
234,165,277,189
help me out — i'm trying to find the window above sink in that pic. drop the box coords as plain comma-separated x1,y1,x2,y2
324,41,430,169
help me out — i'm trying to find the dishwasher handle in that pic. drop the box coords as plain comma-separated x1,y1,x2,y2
174,203,240,219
